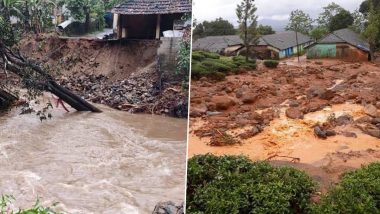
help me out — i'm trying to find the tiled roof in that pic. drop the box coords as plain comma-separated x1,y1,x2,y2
192,32,312,52
307,28,370,52
112,0,192,15
261,31,312,50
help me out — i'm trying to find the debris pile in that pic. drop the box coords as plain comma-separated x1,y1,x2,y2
59,71,188,117
153,202,184,214
190,60,380,144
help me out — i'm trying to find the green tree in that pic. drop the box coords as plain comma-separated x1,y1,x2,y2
65,0,105,32
25,0,57,33
310,26,329,40
350,9,367,33
329,9,354,31
364,0,380,61
236,0,259,61
257,24,274,35
193,18,236,39
317,2,345,28
360,0,370,15
286,9,313,35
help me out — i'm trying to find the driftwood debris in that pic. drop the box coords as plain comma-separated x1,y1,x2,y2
0,42,101,113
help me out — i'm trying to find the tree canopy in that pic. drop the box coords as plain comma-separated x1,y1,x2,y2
236,0,259,61
329,9,354,31
257,24,275,35
317,3,345,28
285,9,313,35
193,18,236,39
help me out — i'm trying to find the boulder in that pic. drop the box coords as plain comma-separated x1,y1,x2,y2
153,202,184,214
210,95,236,111
364,104,379,117
285,107,304,119
241,93,258,104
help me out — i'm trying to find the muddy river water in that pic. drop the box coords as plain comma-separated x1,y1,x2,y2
0,98,187,213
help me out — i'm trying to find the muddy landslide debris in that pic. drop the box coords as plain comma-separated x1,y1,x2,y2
190,60,380,144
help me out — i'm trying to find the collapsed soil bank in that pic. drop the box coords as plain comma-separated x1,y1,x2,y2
189,58,380,191
18,34,188,117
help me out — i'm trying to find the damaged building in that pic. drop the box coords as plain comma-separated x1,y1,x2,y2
192,31,313,59
305,28,370,61
111,0,192,40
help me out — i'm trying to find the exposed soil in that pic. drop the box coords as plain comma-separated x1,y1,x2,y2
189,58,380,191
16,33,188,117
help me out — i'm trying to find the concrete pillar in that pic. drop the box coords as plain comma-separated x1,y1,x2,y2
156,14,161,39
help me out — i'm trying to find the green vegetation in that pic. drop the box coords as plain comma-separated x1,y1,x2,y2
186,155,317,214
191,51,257,81
236,0,259,62
176,13,192,90
0,195,61,214
263,60,279,68
312,163,380,213
193,18,236,40
286,9,313,35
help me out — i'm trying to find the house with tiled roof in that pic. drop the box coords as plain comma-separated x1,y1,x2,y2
305,28,370,61
111,0,192,39
192,31,313,59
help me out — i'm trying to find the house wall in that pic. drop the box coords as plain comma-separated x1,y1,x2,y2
158,37,181,76
118,14,157,39
307,43,369,61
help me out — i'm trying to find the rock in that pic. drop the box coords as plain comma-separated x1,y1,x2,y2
335,114,354,126
372,118,380,125
355,116,373,124
376,102,380,109
153,201,184,214
285,107,304,119
210,95,236,111
306,86,326,99
241,93,258,104
320,89,336,100
363,127,380,139
290,101,300,108
190,104,208,117
364,104,379,117
341,131,358,138
314,126,327,139
325,130,337,137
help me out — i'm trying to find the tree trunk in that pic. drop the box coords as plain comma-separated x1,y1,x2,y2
84,8,90,33
0,44,102,113
370,43,376,62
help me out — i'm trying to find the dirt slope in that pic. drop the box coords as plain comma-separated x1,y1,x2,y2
17,34,188,117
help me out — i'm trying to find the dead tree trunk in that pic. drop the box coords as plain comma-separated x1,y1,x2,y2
0,88,18,110
0,43,101,113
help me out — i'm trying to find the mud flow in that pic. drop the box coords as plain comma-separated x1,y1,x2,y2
189,59,380,189
0,95,187,213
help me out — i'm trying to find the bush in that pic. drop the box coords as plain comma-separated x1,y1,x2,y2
187,154,317,214
192,51,206,61
312,163,380,214
264,60,279,68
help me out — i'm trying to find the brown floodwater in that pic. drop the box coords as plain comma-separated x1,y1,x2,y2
0,96,187,213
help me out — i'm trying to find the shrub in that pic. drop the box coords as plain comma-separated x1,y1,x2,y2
192,51,206,61
200,51,220,59
201,59,233,72
264,60,279,68
312,163,380,214
187,154,317,214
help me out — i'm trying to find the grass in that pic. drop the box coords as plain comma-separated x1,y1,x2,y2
0,195,61,214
